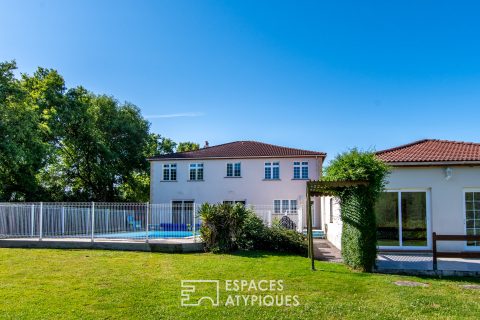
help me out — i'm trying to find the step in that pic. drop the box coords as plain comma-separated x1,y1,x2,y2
302,230,325,239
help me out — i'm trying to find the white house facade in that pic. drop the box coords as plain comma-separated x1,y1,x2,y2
323,139,480,253
148,141,326,229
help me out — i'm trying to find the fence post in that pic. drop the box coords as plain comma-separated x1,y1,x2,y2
61,206,65,235
268,210,272,227
105,208,109,234
192,203,196,243
30,204,35,237
145,203,149,243
91,202,95,243
298,207,303,233
432,232,437,271
39,202,43,241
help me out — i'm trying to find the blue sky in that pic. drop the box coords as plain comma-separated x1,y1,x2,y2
2,1,480,162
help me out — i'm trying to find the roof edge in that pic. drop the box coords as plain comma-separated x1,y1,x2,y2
147,154,327,161
385,160,480,167
376,138,480,156
375,139,431,155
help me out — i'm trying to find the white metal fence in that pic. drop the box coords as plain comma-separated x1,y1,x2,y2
0,202,303,242
249,205,303,232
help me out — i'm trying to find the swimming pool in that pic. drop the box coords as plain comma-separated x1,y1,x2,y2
96,230,195,239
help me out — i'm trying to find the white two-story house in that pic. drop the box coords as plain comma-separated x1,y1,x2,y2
148,141,326,229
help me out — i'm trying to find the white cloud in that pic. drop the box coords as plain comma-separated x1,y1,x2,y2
145,112,204,119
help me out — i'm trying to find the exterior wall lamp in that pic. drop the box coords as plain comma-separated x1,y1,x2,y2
445,167,453,180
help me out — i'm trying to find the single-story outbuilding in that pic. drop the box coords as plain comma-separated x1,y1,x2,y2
323,139,480,253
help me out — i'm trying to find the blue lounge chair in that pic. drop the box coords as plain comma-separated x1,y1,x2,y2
127,215,142,230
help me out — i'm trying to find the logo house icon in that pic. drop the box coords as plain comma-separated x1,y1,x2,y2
181,280,220,307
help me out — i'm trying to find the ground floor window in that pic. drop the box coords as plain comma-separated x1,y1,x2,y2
375,191,428,247
274,200,297,214
172,200,194,225
465,191,480,247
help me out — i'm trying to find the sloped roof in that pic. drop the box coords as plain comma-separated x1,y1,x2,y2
376,139,480,164
148,141,326,160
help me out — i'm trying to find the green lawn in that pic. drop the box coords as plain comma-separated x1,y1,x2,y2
0,249,479,319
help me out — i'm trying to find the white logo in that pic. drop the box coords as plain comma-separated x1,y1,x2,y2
180,279,300,307
181,280,220,307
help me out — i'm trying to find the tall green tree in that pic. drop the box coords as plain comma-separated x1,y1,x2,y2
0,60,191,202
0,61,55,201
41,88,152,201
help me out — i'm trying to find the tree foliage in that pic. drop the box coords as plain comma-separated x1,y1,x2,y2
324,149,390,272
0,60,182,202
0,61,52,200
176,141,200,153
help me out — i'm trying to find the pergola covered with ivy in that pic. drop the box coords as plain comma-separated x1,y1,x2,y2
305,180,369,270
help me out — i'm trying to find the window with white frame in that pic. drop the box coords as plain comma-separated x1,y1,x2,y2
189,163,203,180
162,163,177,181
226,162,241,177
290,200,298,212
274,200,297,214
293,161,309,179
265,162,280,180
465,191,480,246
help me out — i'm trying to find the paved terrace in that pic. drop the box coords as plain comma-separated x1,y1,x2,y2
376,253,480,276
313,240,480,276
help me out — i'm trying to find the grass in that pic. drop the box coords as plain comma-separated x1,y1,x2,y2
0,249,479,319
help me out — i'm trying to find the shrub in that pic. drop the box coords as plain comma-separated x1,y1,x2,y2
237,210,266,250
324,148,390,272
199,203,249,253
256,225,308,255
199,203,307,255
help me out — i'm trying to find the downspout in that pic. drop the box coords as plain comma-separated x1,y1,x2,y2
316,156,322,179
149,160,153,203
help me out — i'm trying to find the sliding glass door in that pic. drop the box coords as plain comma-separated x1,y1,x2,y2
375,192,399,246
375,190,429,249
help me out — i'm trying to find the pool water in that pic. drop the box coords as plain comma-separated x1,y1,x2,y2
97,230,194,239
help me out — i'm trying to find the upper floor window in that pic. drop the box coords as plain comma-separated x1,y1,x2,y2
189,163,204,180
226,162,241,177
265,162,280,180
293,161,309,179
163,163,177,181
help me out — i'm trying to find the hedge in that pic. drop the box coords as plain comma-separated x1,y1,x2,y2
325,149,390,272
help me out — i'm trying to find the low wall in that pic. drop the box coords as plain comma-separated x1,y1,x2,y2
0,239,204,253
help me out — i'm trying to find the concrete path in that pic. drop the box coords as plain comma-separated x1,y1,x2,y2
313,239,342,262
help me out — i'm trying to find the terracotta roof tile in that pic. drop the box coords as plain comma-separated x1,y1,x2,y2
148,141,326,160
376,139,480,163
